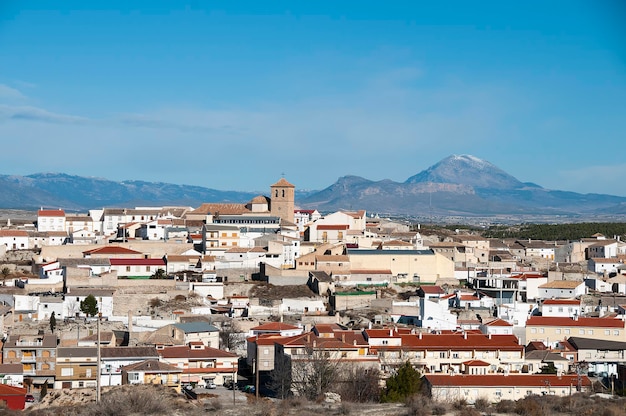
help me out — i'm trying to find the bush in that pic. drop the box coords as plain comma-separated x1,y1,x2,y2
430,402,448,415
495,399,516,413
405,394,431,416
474,397,490,411
452,398,467,410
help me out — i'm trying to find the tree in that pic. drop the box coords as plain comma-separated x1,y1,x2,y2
380,361,422,403
40,380,48,399
49,312,56,333
150,269,166,279
539,362,557,374
337,364,381,403
268,353,293,399
291,346,343,400
1,267,11,285
80,294,99,317
219,319,245,353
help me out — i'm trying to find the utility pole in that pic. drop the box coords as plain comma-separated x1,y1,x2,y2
232,362,236,405
255,342,260,398
96,312,101,403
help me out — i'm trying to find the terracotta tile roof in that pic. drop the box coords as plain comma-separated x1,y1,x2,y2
397,333,522,351
109,258,165,266
317,225,349,230
38,209,65,217
542,299,580,305
158,345,237,359
251,322,301,331
526,316,625,328
122,359,182,373
420,286,445,294
189,203,250,215
100,346,159,359
0,383,27,395
482,318,513,327
538,280,583,289
0,230,28,237
462,360,491,366
83,246,143,255
272,178,295,188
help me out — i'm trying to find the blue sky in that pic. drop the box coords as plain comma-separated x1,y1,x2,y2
0,1,624,196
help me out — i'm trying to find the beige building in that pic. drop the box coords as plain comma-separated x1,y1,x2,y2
347,248,454,284
526,316,626,348
424,374,590,404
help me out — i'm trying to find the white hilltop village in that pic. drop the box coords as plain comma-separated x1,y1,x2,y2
0,177,625,410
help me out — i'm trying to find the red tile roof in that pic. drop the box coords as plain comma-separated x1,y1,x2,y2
250,322,301,331
110,258,166,266
542,299,580,305
83,246,143,255
317,225,350,230
526,316,625,328
0,230,28,237
397,334,522,351
158,345,237,359
38,209,65,217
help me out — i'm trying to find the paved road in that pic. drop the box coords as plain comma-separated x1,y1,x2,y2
193,385,251,405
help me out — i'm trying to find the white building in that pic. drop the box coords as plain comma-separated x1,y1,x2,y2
538,280,586,299
0,230,29,250
540,299,581,317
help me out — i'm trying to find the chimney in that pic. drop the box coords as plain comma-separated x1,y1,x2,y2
488,333,492,340
463,332,467,340
389,328,393,336
127,310,133,333
419,332,423,340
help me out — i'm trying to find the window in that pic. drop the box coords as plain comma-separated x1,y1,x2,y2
555,329,561,334
126,266,131,272
579,329,584,335
61,368,73,376
440,352,446,358
588,330,593,335
565,329,570,334
129,373,140,382
605,330,611,335
614,330,620,336
530,328,537,334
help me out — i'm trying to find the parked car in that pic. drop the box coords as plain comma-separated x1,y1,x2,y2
25,394,35,403
242,385,255,394
224,380,238,390
206,380,217,389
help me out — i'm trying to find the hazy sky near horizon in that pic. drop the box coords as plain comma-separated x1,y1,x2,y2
0,1,625,195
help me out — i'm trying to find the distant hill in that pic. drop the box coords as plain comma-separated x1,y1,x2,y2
1,155,625,219
297,155,626,218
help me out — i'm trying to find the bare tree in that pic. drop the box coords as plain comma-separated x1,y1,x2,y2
290,346,344,400
336,363,381,403
267,353,292,399
219,319,246,353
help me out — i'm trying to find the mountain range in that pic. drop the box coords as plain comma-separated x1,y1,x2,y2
1,155,625,219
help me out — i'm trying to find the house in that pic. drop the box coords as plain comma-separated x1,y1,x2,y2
566,337,626,377
305,210,367,244
109,258,166,279
0,384,28,410
424,374,590,404
54,347,98,389
523,350,570,375
121,360,182,389
0,363,25,387
2,334,57,390
525,316,626,348
100,346,160,387
149,322,220,348
372,331,525,376
587,240,620,259
540,299,581,317
417,285,445,299
347,248,455,284
37,209,66,232
63,288,114,318
588,258,623,275
0,230,29,251
158,343,239,387
307,271,335,296
248,322,304,337
479,318,513,335
537,280,586,299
